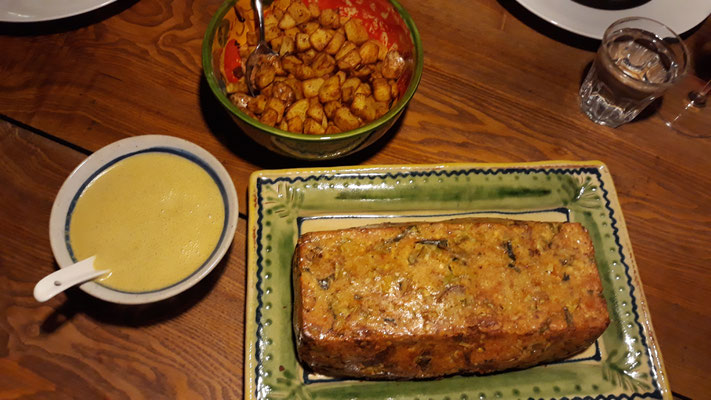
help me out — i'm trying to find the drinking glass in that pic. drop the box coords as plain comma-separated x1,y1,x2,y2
579,17,689,128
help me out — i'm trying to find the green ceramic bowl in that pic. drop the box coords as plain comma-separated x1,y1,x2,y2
202,0,423,160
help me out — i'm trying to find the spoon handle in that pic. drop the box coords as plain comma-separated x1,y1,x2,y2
34,256,108,302
254,0,266,42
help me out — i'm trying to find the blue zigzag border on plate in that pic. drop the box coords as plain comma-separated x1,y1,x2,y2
253,166,661,400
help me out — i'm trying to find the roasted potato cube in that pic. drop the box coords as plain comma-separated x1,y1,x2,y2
281,55,302,74
344,19,369,45
266,97,286,122
287,116,304,133
255,63,276,89
337,48,361,70
265,13,279,27
274,0,291,11
335,70,347,85
294,64,315,80
260,108,279,126
302,21,320,35
272,7,284,21
272,57,287,76
391,80,399,99
287,2,311,25
335,41,357,61
304,117,326,134
311,53,336,76
248,94,268,114
278,118,289,131
270,36,283,51
279,13,297,30
299,48,317,64
246,31,258,46
285,98,309,120
284,76,304,98
272,81,296,105
296,33,311,52
308,3,320,19
261,84,274,97
302,77,325,98
280,36,295,56
319,8,339,29
354,82,372,97
372,78,391,102
352,65,372,79
229,93,250,110
310,28,334,52
341,77,361,103
307,100,325,121
264,24,281,42
226,77,248,94
334,107,360,131
382,50,405,79
324,101,341,119
324,31,346,55
326,124,342,134
359,40,380,64
374,101,390,118
318,75,341,103
351,94,377,122
284,26,300,39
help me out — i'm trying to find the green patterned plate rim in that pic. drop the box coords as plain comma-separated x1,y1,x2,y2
245,161,670,400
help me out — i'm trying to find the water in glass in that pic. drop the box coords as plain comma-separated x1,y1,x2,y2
580,28,682,127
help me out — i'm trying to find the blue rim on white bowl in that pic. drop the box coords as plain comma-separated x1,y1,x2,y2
48,135,239,305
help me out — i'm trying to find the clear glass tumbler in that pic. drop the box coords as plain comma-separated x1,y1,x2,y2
579,17,689,128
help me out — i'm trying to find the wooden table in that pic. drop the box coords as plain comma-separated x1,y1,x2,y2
1,0,709,398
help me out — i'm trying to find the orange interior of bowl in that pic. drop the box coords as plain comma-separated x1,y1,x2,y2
211,0,415,104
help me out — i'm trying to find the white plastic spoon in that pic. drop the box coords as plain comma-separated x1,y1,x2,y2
34,256,109,302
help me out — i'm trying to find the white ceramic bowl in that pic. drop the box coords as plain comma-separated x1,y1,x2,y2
49,135,238,304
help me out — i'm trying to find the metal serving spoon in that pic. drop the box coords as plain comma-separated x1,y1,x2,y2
245,0,278,96
34,256,109,302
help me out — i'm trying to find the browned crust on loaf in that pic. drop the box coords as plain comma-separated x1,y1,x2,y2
292,218,610,379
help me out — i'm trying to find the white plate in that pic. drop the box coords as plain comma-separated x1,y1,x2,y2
49,135,239,304
515,0,711,39
0,0,117,23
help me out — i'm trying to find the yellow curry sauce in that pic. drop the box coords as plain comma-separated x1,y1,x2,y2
69,152,225,292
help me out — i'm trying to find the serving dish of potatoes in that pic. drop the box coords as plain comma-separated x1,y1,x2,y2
203,0,422,159
225,0,406,135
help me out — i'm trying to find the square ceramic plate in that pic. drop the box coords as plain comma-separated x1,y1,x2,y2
245,161,670,400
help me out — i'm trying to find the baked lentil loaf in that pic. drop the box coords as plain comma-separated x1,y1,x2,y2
292,218,610,379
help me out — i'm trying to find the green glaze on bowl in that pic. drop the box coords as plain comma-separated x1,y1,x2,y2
246,161,670,400
202,0,423,160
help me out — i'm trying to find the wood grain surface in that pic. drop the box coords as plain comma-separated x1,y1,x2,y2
1,0,710,398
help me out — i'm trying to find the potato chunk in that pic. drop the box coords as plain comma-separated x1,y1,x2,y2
325,31,346,55
285,98,309,120
359,40,380,64
304,117,326,135
372,78,391,103
344,19,369,45
350,94,376,122
382,50,405,79
302,78,325,98
310,29,334,51
337,49,361,71
287,2,311,25
334,107,360,131
318,75,341,103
